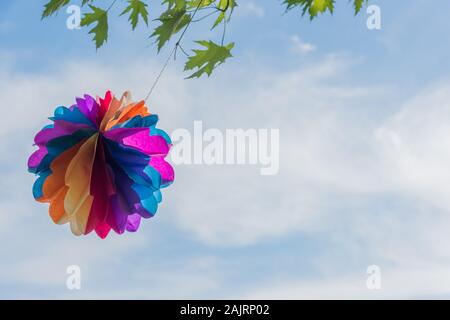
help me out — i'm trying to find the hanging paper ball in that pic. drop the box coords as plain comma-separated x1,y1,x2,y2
28,91,174,238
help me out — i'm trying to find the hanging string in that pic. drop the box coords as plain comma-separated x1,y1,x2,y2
144,0,205,102
106,0,118,12
144,45,177,102
221,10,227,45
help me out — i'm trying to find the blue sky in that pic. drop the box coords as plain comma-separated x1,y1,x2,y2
2,0,450,299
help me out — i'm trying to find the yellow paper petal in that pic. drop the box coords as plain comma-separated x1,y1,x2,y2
64,133,98,235
69,195,94,236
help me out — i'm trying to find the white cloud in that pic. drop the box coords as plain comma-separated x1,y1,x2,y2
238,1,265,18
240,80,450,299
375,83,450,208
168,54,402,246
245,264,450,299
290,35,316,54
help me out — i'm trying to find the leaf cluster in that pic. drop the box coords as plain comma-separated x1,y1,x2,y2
42,0,367,78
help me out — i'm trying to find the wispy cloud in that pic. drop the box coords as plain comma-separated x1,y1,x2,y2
238,1,265,18
290,35,316,54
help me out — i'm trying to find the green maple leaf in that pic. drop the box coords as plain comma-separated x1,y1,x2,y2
184,41,234,78
121,0,149,30
42,0,70,18
309,0,334,18
212,11,226,29
80,5,108,49
353,0,367,15
212,0,237,29
186,0,214,9
164,0,187,10
218,0,237,10
151,8,191,52
283,0,335,19
82,0,93,6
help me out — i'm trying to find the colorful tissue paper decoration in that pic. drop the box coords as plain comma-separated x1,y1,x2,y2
28,91,174,238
